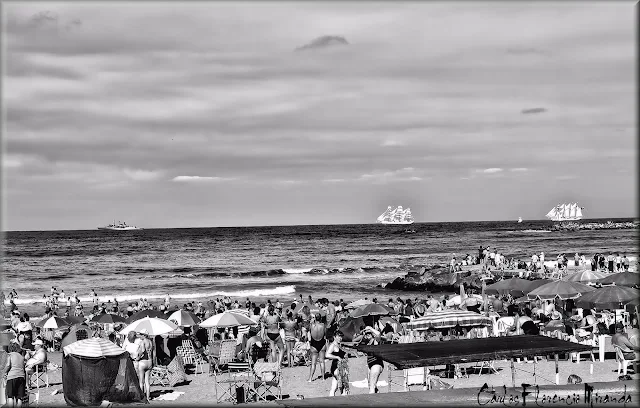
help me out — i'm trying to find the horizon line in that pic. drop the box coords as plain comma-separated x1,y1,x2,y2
3,217,638,233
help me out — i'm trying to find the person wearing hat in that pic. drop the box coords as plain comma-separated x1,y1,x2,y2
136,329,154,402
25,338,47,377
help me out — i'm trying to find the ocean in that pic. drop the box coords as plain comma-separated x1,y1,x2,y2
3,219,638,312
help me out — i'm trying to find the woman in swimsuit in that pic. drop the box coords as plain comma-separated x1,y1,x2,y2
298,305,311,340
363,327,384,393
136,329,155,402
326,330,349,396
307,313,327,382
282,311,298,367
262,305,284,366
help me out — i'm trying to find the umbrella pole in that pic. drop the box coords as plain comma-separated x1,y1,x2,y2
510,359,516,387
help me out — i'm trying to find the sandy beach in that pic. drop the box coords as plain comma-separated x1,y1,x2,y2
21,348,637,406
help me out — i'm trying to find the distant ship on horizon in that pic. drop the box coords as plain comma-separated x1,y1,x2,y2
98,221,142,231
377,206,414,225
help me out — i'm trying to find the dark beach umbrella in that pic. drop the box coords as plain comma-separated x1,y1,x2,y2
60,324,94,349
350,303,397,319
125,309,167,324
337,316,366,342
91,313,127,324
486,278,539,298
167,309,201,327
574,286,640,310
527,280,595,300
598,272,640,288
64,315,86,325
526,279,553,291
37,316,72,329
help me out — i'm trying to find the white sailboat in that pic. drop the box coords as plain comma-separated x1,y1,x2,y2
377,206,414,225
518,217,523,223
545,203,584,222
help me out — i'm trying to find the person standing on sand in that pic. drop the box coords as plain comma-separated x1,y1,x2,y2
307,313,327,382
261,305,284,366
355,326,383,394
282,311,298,367
615,253,621,272
136,329,154,402
164,293,171,310
4,342,26,408
622,255,630,271
326,331,349,397
607,253,615,273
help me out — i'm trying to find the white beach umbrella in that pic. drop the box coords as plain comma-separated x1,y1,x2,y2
199,311,257,328
344,299,374,310
167,309,200,327
119,316,178,336
63,338,125,358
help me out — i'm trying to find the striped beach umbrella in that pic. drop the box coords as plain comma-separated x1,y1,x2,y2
405,310,492,330
199,312,257,328
598,272,640,288
119,316,178,336
575,286,640,310
167,309,200,327
563,270,607,284
63,337,125,357
39,316,72,329
527,280,595,300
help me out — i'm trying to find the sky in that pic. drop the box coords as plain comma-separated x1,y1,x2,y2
2,1,637,231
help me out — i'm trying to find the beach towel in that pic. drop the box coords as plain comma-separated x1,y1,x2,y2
153,391,184,401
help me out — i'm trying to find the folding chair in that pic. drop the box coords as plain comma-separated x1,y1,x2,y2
211,339,238,374
250,361,282,402
176,345,206,374
150,355,187,387
214,361,253,404
28,360,50,389
614,345,639,376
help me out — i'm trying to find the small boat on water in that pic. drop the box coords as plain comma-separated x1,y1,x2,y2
518,217,523,223
377,206,414,225
98,221,142,231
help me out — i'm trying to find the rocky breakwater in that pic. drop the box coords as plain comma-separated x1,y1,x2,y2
383,265,485,293
551,220,639,232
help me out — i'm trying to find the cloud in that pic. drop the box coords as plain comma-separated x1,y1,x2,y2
521,107,547,114
479,168,503,174
171,176,233,183
509,167,529,172
123,169,163,181
295,35,349,51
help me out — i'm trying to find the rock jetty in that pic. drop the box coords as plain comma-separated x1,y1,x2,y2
383,265,485,293
550,220,639,232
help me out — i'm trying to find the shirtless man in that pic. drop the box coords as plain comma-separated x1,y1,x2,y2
307,313,327,382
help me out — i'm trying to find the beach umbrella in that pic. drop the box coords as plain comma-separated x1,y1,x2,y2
405,310,492,331
598,272,640,288
60,324,94,348
90,313,127,324
63,337,125,358
563,270,607,284
125,309,167,324
527,280,595,301
160,328,185,339
199,311,257,329
119,317,178,336
445,294,483,307
337,316,366,342
39,316,72,329
526,279,553,291
574,286,640,310
227,308,250,317
292,302,326,316
486,278,539,297
167,309,200,327
350,303,397,319
344,299,374,310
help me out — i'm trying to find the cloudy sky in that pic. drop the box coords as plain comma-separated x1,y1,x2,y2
2,1,636,231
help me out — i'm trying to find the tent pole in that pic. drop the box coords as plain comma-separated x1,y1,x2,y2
554,354,559,384
510,359,515,387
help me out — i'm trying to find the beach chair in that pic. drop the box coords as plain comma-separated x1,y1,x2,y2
250,361,282,402
214,361,253,404
211,339,238,373
150,355,187,387
614,345,639,376
176,345,206,374
27,359,50,390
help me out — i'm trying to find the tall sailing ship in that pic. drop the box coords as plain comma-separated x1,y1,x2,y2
377,206,414,225
545,203,584,222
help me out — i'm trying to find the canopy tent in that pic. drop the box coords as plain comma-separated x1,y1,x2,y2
599,272,640,288
563,270,607,284
63,338,144,406
405,310,492,331
527,280,595,300
574,286,640,310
